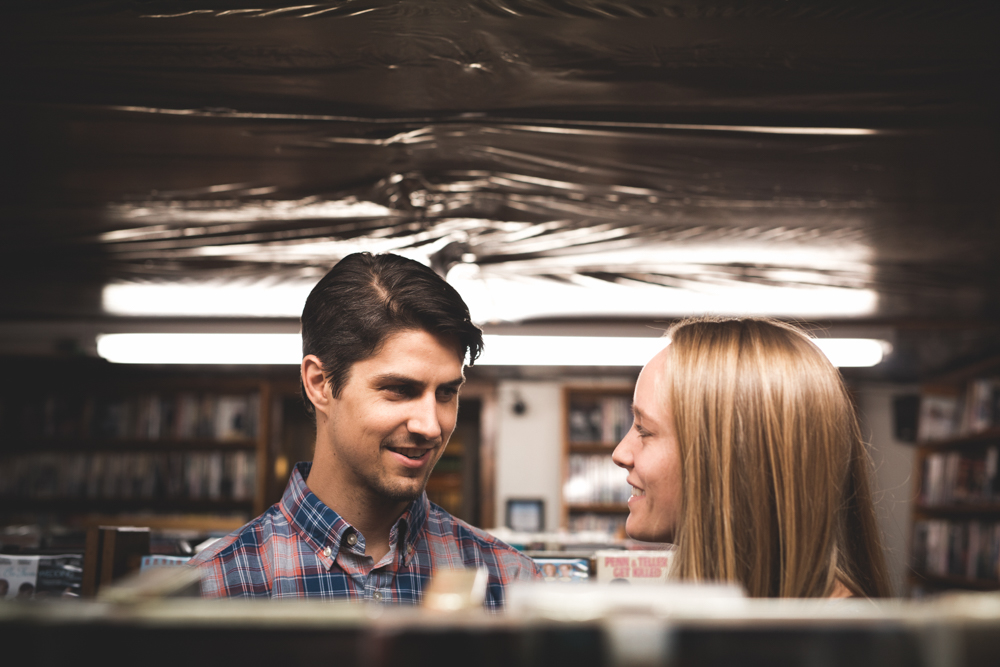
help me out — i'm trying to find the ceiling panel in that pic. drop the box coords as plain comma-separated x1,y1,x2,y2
2,0,998,378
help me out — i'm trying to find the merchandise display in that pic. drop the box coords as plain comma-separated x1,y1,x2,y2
3,585,1000,666
912,355,1000,594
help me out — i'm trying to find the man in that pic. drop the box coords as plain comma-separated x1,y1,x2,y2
192,252,541,608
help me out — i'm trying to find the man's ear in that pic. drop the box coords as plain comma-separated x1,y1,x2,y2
301,355,331,414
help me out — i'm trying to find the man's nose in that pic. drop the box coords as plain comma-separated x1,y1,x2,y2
407,393,443,441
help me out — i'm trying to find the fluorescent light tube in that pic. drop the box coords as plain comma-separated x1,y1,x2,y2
103,281,313,317
96,334,889,368
478,335,670,366
812,338,891,368
96,333,302,365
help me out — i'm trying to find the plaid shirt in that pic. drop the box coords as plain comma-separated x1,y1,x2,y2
192,462,541,610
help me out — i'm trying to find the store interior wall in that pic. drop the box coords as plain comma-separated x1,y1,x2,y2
494,381,564,532
856,384,919,597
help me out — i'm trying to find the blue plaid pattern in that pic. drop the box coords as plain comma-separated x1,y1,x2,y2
191,462,541,610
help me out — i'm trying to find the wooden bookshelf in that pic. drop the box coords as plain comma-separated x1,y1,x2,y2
908,354,1000,595
909,571,1000,593
0,361,496,536
424,383,494,527
561,384,634,534
0,360,305,533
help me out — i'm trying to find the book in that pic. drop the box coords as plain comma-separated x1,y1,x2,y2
215,395,251,440
568,396,632,443
140,555,192,570
534,557,590,583
35,554,84,598
960,379,1000,435
918,394,959,442
912,518,1000,581
0,555,40,600
564,454,630,504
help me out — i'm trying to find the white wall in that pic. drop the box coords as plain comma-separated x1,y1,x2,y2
494,381,564,531
855,383,919,597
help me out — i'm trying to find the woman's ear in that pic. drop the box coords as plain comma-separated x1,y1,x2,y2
301,355,330,415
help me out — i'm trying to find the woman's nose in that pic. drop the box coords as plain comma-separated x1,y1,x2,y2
611,431,634,469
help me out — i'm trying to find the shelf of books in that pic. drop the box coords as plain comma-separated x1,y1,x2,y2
426,436,464,518
0,372,279,532
909,355,1000,595
562,385,633,537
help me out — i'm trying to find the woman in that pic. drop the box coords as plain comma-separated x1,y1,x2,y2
612,316,891,598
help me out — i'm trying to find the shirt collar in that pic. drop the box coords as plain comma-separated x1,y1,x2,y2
397,490,429,566
281,461,430,565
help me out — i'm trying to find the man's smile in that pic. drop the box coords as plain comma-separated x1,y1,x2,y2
387,445,434,461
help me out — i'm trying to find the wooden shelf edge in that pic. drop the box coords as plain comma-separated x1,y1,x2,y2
568,503,630,513
0,497,256,513
4,438,259,453
77,513,250,533
923,355,1000,386
916,429,1000,449
568,443,619,454
914,503,1000,516
909,571,1000,591
563,384,635,395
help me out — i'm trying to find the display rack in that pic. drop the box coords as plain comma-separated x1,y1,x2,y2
909,355,1000,595
0,359,299,533
0,359,492,537
561,385,634,535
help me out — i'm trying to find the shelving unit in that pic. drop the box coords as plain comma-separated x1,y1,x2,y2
0,358,494,538
0,359,301,534
426,436,464,518
909,355,1000,595
424,386,492,527
561,385,634,536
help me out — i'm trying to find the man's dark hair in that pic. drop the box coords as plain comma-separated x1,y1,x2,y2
300,252,484,412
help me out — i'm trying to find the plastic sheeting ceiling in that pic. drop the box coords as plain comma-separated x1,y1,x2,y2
2,1,999,374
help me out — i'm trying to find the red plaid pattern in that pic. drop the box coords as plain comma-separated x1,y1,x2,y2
192,462,541,610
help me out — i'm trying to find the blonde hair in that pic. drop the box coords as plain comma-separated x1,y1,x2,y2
662,317,890,598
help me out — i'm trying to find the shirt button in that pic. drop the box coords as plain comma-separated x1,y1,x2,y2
322,546,332,558
373,591,383,602
345,532,358,546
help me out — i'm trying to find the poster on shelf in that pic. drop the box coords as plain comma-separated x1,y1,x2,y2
0,554,84,600
593,549,675,584
36,555,84,598
534,557,590,583
0,555,40,600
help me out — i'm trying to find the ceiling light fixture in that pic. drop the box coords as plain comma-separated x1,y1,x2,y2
96,334,889,368
96,333,302,365
102,280,314,317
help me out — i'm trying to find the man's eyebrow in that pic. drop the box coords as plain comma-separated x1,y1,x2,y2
372,373,421,385
631,404,644,420
372,373,465,387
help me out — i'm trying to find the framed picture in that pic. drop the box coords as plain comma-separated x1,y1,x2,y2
506,498,545,533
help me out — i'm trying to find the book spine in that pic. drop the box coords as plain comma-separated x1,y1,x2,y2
913,518,1000,582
